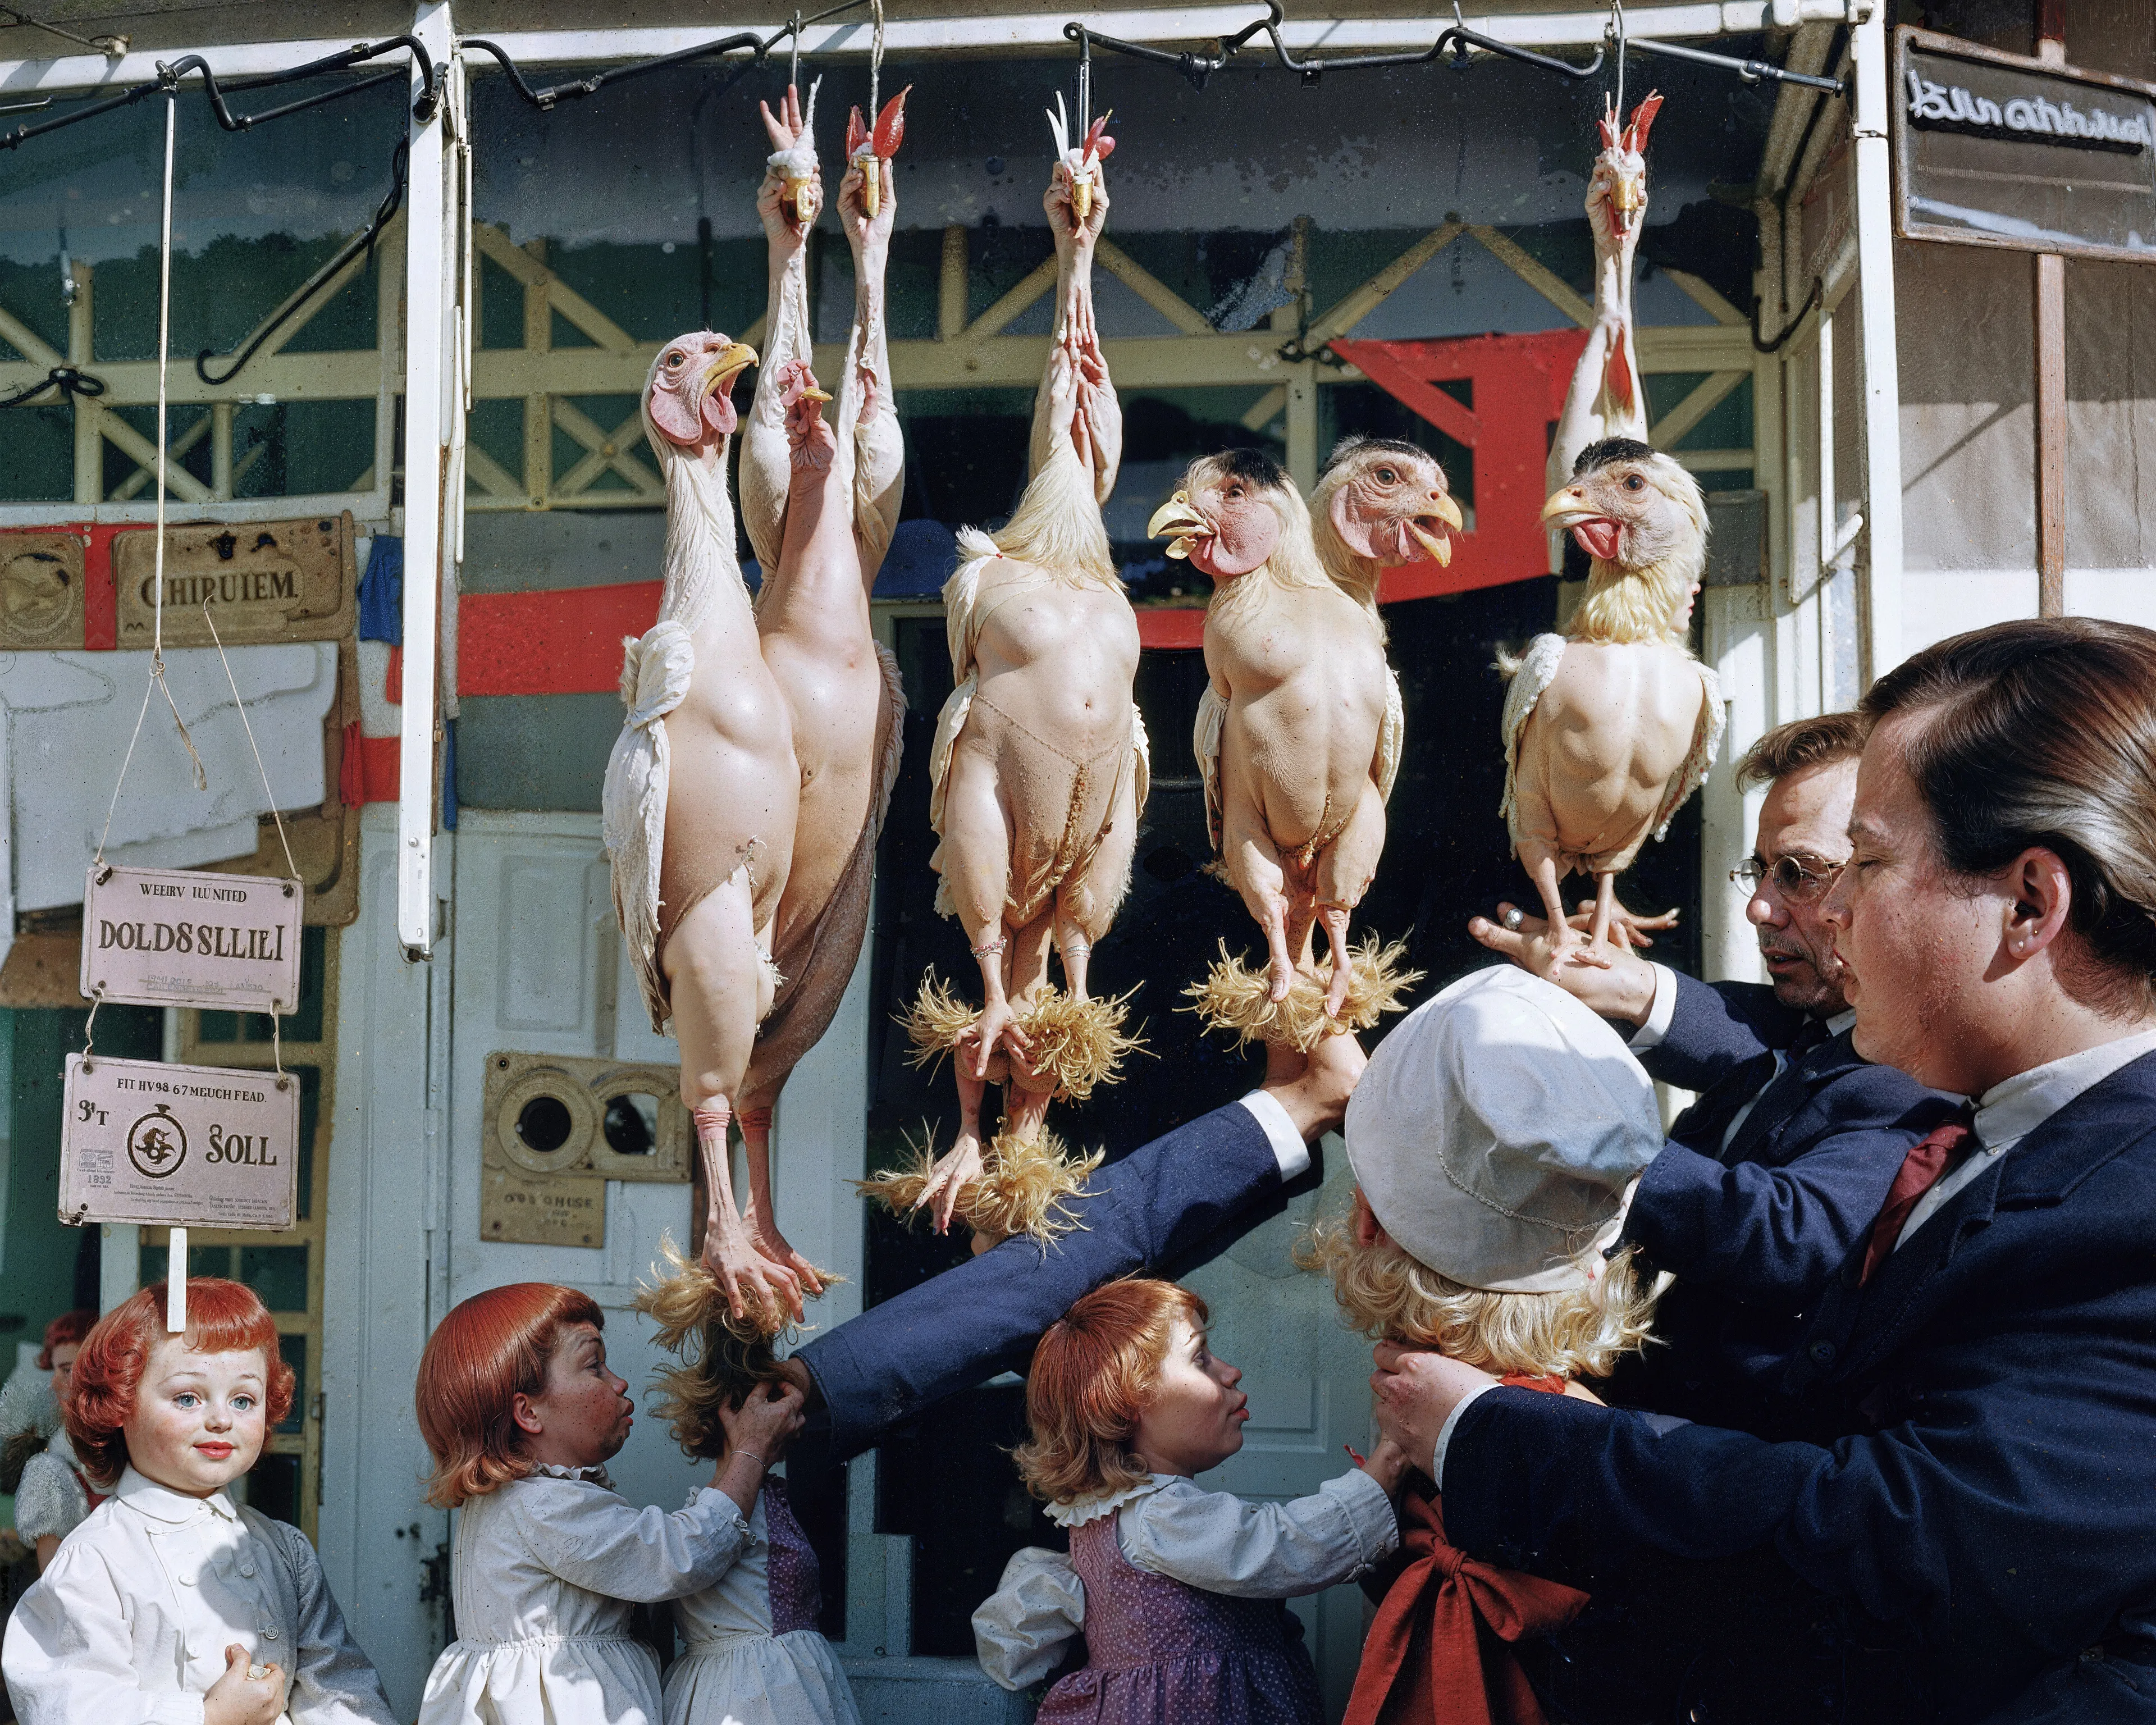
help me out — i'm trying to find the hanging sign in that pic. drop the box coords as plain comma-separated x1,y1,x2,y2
60,1053,299,1229
0,529,88,649
112,514,357,649
1895,28,2156,263
80,864,303,1013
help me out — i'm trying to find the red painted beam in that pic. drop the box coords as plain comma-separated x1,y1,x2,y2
1135,606,1205,651
458,581,660,697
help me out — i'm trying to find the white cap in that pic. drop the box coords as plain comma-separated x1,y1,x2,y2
1343,965,1664,1293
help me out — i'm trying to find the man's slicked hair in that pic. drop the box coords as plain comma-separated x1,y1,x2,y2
1735,710,1870,792
1862,617,2156,1017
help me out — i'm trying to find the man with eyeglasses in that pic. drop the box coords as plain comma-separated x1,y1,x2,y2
1471,710,1956,1438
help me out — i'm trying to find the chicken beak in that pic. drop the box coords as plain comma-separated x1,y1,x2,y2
1405,519,1453,567
1072,168,1093,227
1148,491,1209,560
799,386,833,403
700,343,759,407
856,150,881,218
1430,493,1464,531
1540,485,1594,528
782,173,813,227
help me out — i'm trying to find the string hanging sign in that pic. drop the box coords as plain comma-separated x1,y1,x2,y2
57,89,306,1330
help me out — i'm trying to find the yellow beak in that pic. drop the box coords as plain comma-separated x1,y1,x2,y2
1072,171,1093,226
1429,493,1464,531
700,342,759,407
1147,491,1209,559
856,150,881,218
1405,521,1453,567
1541,485,1594,528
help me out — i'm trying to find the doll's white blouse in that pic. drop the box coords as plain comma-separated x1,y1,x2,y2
971,1468,1398,1690
419,1465,752,1725
0,1466,398,1725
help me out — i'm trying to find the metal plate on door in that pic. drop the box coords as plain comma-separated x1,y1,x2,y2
81,864,303,1014
61,1052,299,1229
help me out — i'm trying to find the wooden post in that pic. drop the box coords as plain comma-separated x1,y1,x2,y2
2035,2,2066,617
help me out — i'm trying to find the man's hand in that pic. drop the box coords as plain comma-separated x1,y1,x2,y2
1262,1031,1366,1143
1370,1341,1499,1481
1468,902,1660,1026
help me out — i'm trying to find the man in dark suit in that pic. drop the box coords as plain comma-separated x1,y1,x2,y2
1373,619,2156,1723
1470,710,1954,1434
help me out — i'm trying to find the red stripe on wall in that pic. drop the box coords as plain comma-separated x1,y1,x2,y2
458,581,661,697
340,723,400,803
1135,607,1206,651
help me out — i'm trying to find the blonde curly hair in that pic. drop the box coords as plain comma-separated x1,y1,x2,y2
634,1236,793,1460
1296,1206,1660,1382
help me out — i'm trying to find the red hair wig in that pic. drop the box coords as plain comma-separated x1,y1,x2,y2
68,1280,294,1488
38,1308,95,1371
416,1283,604,1508
1013,1279,1207,1504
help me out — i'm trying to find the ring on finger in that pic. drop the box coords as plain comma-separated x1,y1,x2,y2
1501,907,1525,932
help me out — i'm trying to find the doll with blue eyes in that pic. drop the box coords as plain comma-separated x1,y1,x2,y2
1,1278,398,1725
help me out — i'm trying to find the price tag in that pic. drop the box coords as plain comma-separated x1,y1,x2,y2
61,1053,299,1230
80,864,303,1014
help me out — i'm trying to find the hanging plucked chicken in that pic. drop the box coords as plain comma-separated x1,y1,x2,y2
1500,89,1721,964
860,107,1143,1249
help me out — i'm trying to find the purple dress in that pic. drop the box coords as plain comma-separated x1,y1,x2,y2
1033,1513,1326,1725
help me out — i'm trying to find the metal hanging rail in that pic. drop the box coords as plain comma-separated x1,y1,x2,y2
0,33,439,151
461,0,875,113
1062,3,1602,90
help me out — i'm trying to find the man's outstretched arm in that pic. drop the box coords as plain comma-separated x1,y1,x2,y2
794,1037,1362,1455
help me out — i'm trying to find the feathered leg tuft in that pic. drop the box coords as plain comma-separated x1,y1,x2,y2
899,971,983,1070
1016,985,1146,1101
1185,934,1423,1051
856,1127,1102,1249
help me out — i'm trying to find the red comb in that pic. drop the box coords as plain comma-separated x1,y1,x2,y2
845,104,868,158
873,86,911,158
1623,91,1664,156
1082,113,1114,165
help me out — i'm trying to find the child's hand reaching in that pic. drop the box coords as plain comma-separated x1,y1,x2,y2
712,1381,807,1514
203,1643,285,1725
1356,1436,1411,1498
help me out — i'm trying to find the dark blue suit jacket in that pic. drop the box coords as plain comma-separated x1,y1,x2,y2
1445,1049,2156,1723
798,1101,1299,1455
1610,973,1956,1434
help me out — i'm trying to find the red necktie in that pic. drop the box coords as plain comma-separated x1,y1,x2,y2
1858,1107,1977,1285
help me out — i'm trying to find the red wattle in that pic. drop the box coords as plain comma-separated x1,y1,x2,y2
1572,518,1623,562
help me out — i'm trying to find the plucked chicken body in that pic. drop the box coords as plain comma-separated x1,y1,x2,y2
602,329,804,1332
1153,449,1429,1043
693,84,909,1314
864,129,1144,1245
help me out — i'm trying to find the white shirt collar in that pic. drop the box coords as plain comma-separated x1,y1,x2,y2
1045,1475,1172,1527
115,1466,239,1525
1826,1006,1857,1037
528,1461,614,1489
1974,1026,2156,1152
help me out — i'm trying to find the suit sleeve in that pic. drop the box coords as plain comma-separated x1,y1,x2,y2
1623,1068,1938,1306
1638,975,1803,1094
800,1101,1288,1454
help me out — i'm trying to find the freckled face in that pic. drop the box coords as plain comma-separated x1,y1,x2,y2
122,1340,270,1497
1130,1316,1248,1478
522,1322,636,1468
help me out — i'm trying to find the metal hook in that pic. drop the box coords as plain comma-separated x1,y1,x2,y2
789,8,801,97
1611,0,1626,120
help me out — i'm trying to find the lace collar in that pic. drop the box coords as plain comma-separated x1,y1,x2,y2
1045,1474,1173,1528
528,1462,614,1489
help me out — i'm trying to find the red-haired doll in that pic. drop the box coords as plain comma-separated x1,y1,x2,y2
0,1279,398,1725
9,1307,94,1569
414,1282,803,1725
971,1277,1408,1724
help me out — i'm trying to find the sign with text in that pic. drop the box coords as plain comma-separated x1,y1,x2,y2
0,530,87,649
60,1053,298,1229
80,865,303,1013
1896,28,2156,263
112,514,355,648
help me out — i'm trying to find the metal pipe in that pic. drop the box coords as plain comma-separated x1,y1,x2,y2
1846,0,1902,679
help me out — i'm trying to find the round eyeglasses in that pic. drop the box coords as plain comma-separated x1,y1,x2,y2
1730,855,1847,903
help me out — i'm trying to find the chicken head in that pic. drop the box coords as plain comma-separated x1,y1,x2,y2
1309,436,1463,607
846,86,910,218
1148,449,1292,581
1047,92,1115,228
1596,92,1663,240
762,79,821,231
646,333,758,451
1540,436,1706,637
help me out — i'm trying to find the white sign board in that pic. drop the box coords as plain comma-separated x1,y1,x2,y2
61,1053,299,1230
79,865,303,1014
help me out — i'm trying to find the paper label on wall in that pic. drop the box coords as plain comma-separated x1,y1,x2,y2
61,1053,299,1229
113,514,355,647
80,865,304,1012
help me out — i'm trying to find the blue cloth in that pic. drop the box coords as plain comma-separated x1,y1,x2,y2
798,1102,1295,1456
1444,1048,2156,1723
1610,973,1958,1436
357,536,402,645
